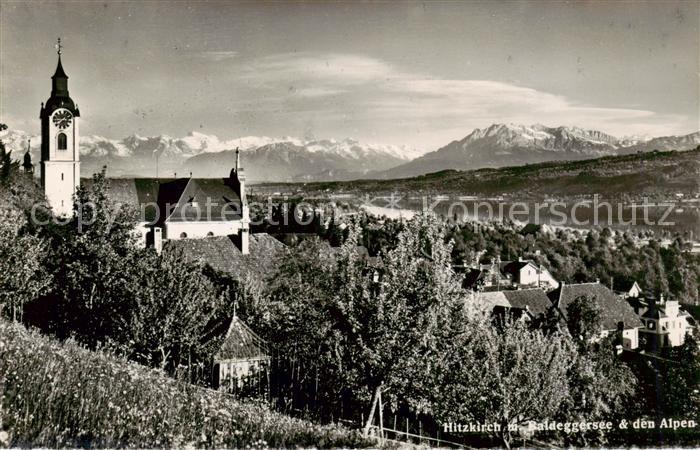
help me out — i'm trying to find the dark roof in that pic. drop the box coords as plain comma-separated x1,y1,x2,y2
500,260,535,276
549,282,644,330
166,178,243,222
52,56,68,79
82,177,242,223
166,233,286,279
641,307,667,319
503,289,553,317
215,316,268,361
613,279,641,293
462,268,485,289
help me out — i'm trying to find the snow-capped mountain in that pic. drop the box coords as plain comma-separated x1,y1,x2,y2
0,129,418,179
380,124,700,179
182,139,418,181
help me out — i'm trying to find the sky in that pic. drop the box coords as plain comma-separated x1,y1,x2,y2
1,1,698,152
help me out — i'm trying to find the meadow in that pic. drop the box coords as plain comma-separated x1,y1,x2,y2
0,320,372,448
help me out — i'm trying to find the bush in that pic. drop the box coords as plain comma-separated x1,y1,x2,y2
0,320,373,448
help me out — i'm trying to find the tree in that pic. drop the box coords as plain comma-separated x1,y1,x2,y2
257,214,472,429
32,168,141,346
0,208,51,321
565,294,604,347
127,247,228,376
0,123,17,186
432,319,577,449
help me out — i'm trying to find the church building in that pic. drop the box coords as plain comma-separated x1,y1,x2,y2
40,41,250,254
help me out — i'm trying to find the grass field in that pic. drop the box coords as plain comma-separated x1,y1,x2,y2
0,320,373,448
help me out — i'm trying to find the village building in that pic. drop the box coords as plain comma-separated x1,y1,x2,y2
500,258,559,290
213,315,270,392
460,257,559,292
475,288,553,323
39,42,251,255
638,295,694,349
613,279,643,299
548,282,643,350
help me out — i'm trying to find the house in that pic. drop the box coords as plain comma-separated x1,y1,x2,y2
213,315,269,392
613,279,643,299
502,289,553,323
638,295,694,350
474,288,553,322
548,282,643,350
500,258,559,290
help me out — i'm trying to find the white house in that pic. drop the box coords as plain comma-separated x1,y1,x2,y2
638,296,694,349
500,258,559,290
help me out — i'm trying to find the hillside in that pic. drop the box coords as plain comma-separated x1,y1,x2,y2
0,320,372,448
270,148,700,198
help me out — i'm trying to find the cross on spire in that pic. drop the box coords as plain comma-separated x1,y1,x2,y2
55,37,63,56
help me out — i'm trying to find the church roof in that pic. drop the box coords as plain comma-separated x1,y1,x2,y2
52,56,68,79
83,177,243,224
166,178,243,222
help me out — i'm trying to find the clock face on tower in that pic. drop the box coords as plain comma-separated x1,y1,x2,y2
53,110,73,129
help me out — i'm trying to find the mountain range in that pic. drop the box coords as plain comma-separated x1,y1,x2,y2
2,124,698,182
379,124,700,179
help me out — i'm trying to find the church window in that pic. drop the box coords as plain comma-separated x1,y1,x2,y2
61,173,64,181
57,133,67,150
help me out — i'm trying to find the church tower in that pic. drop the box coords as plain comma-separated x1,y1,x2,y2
40,38,80,217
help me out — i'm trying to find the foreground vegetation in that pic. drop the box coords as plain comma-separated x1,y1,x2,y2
0,320,372,448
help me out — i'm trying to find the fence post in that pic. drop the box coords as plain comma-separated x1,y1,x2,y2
378,389,384,443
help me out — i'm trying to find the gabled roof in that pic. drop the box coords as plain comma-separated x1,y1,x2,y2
475,291,511,311
166,178,243,222
215,316,268,361
502,289,553,317
613,279,641,293
549,282,644,330
83,177,243,224
641,307,667,319
500,260,532,274
166,233,286,279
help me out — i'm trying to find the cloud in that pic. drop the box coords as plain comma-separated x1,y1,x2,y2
198,51,238,61
227,52,692,148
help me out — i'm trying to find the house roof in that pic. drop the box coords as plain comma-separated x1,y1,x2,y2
641,307,668,319
549,282,644,330
475,291,511,311
462,268,485,289
165,233,286,279
215,316,268,362
82,177,243,224
500,260,533,275
613,279,641,293
502,289,553,317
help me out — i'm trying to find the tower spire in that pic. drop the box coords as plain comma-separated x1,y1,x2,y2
55,37,63,56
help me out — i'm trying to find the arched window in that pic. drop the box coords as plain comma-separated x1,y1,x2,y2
57,133,67,150
180,232,188,239
206,231,214,237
